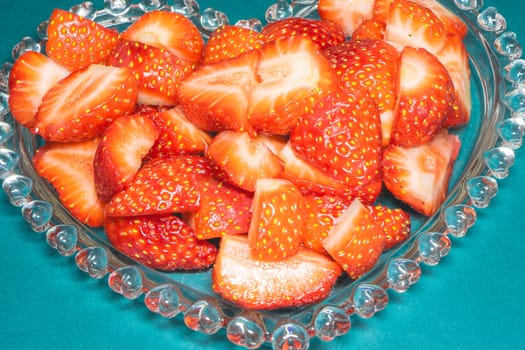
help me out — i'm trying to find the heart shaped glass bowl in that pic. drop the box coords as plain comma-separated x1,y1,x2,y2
1,0,524,349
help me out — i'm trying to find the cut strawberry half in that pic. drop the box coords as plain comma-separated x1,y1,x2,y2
105,214,217,271
8,51,70,128
121,10,204,64
261,17,345,50
247,36,337,135
413,0,468,38
382,129,461,216
33,138,104,227
385,0,448,54
203,24,265,64
45,9,120,71
108,40,195,106
206,131,284,192
34,64,138,142
368,205,411,250
177,50,259,135
391,46,455,147
322,198,385,279
318,0,376,37
94,113,160,203
212,235,342,310
248,178,304,261
105,155,211,217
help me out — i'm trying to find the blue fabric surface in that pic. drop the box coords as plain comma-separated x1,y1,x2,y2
1,1,524,349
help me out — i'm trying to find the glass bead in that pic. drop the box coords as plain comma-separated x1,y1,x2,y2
0,121,14,145
0,92,9,117
313,305,351,341
70,2,97,20
36,20,49,40
418,232,451,266
444,204,477,238
108,266,143,300
271,322,310,350
144,284,182,318
46,224,78,256
75,246,108,279
503,59,525,86
0,63,12,93
2,174,33,207
226,315,265,349
477,7,506,33
11,37,41,61
0,148,19,180
495,32,523,60
502,87,525,113
183,300,223,334
353,283,389,319
386,258,421,293
496,117,525,149
200,8,229,32
104,0,132,16
171,0,200,17
21,200,53,232
483,146,515,179
466,176,498,208
139,0,167,12
453,0,479,11
265,0,293,23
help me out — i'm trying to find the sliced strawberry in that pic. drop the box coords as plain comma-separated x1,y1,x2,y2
385,0,448,54
105,214,217,271
373,0,393,22
437,34,472,128
248,178,304,261
108,40,194,106
203,24,265,64
177,50,259,135
302,194,349,254
45,8,119,71
212,235,342,310
368,205,411,250
317,0,375,37
290,87,382,192
261,17,345,50
391,46,455,147
382,129,461,216
186,176,253,240
323,38,399,145
94,113,160,203
33,64,138,142
147,106,212,158
247,36,337,135
121,10,204,64
351,18,386,40
8,51,70,128
322,198,385,279
105,155,211,217
33,138,104,227
413,0,468,38
206,131,284,192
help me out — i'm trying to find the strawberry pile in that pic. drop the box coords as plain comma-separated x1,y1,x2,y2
8,0,470,310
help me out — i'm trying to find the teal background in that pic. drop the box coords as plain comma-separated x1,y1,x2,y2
1,1,524,349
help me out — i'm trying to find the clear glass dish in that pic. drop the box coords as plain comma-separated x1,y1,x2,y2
1,0,524,349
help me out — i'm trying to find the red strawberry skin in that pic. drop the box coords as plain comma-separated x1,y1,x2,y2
212,235,342,310
8,51,70,128
368,205,411,250
34,64,138,142
46,8,120,71
203,24,265,64
33,138,105,227
105,214,217,271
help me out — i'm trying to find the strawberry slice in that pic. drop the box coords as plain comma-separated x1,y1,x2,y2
413,0,468,38
108,40,195,106
247,36,337,135
177,50,259,135
391,46,455,147
352,18,386,40
385,0,448,54
323,38,399,145
322,198,385,279
248,178,304,261
203,24,265,64
206,131,284,192
317,0,375,37
8,51,70,128
33,138,104,227
382,129,461,216
185,176,253,240
147,106,212,159
212,235,342,310
368,205,411,250
94,113,160,203
105,155,211,217
45,8,119,71
33,64,138,142
437,34,472,128
373,0,393,22
290,87,382,192
121,10,204,64
105,214,217,271
261,17,345,50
